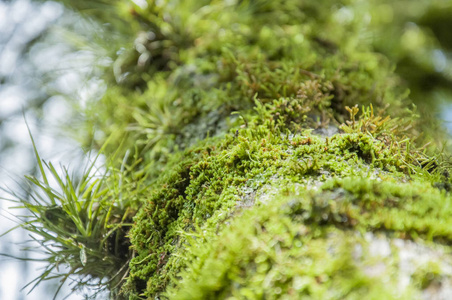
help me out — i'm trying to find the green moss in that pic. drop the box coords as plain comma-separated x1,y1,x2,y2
80,0,434,169
158,172,452,299
164,184,434,299
125,109,451,297
411,262,443,290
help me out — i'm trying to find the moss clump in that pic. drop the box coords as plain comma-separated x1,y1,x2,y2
126,107,451,297
163,176,452,299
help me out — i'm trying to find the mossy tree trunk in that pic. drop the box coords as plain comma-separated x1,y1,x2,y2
14,1,452,299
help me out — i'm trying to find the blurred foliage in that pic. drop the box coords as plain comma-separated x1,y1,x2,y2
0,0,59,160
37,0,451,166
365,0,452,129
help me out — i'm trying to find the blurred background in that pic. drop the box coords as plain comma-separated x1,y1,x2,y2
0,0,102,299
0,0,452,299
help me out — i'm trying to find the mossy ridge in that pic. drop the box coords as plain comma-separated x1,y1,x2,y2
126,107,446,298
166,177,452,300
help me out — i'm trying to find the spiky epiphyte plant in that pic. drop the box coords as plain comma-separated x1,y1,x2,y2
1,131,142,299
